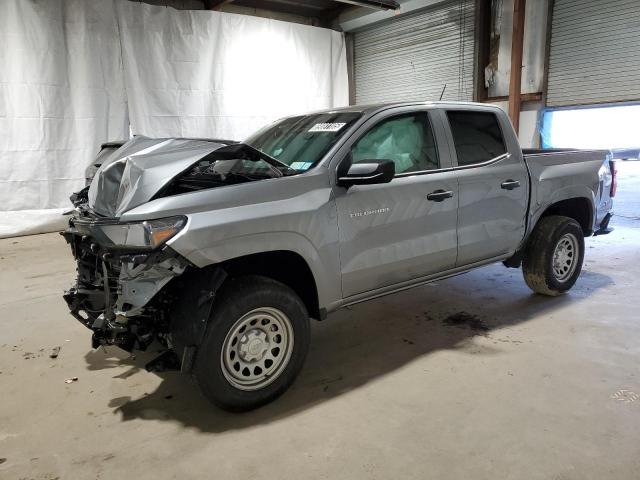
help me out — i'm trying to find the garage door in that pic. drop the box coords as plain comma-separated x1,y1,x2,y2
353,0,476,104
547,0,640,107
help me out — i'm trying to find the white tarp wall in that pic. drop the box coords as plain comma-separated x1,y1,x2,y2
0,1,348,238
116,2,348,140
0,0,128,238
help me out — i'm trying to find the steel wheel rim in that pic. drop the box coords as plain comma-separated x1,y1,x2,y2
220,307,294,391
552,233,579,282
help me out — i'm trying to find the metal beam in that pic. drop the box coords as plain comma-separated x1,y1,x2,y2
318,4,352,26
338,0,441,32
508,0,526,134
345,33,356,105
204,0,234,10
483,92,542,103
333,0,399,11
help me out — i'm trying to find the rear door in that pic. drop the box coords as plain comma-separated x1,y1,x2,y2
444,108,529,265
333,107,459,298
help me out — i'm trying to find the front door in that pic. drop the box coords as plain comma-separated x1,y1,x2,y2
334,109,459,298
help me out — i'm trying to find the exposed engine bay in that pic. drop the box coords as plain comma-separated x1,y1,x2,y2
62,222,188,353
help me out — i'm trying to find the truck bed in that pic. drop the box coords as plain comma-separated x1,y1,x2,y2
523,148,612,236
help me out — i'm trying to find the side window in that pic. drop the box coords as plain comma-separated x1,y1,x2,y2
351,113,439,174
446,111,507,166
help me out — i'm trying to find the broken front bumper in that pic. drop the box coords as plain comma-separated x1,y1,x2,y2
62,217,189,351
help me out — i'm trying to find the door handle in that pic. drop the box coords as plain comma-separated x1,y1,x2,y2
426,189,454,202
501,179,521,190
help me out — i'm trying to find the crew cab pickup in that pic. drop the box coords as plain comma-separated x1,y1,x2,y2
63,102,615,411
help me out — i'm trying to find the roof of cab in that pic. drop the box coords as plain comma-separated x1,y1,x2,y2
308,100,502,117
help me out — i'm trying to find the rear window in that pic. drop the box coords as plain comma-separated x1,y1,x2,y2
446,111,507,166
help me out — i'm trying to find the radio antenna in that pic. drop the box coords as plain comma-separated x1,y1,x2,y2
439,84,447,101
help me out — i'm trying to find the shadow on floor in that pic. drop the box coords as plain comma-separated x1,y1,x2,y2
85,265,614,433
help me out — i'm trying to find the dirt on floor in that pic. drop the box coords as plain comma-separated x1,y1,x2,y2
1,162,639,480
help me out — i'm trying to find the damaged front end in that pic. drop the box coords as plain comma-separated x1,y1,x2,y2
61,137,228,361
61,136,267,369
62,213,190,356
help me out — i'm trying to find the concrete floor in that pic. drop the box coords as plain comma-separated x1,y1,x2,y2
1,163,639,480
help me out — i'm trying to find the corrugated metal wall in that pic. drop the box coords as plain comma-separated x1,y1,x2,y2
353,0,476,104
547,0,640,107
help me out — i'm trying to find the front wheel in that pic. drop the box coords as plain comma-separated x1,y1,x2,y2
193,275,310,412
522,215,585,296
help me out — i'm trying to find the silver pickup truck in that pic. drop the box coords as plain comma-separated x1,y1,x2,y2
63,101,615,411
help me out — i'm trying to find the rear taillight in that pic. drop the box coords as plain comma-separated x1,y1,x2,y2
609,160,617,197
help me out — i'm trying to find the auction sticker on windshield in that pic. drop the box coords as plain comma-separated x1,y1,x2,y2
290,161,313,171
308,123,347,133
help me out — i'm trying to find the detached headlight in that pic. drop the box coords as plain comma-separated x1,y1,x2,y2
90,216,187,250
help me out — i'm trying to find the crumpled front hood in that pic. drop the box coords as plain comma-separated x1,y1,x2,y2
88,137,227,217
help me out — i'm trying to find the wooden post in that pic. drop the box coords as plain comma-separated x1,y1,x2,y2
508,0,526,134
474,0,491,102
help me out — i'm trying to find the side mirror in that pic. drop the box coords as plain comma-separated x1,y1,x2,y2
338,160,395,187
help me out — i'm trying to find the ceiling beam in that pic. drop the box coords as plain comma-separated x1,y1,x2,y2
318,4,351,24
332,0,399,11
204,0,234,10
339,0,439,32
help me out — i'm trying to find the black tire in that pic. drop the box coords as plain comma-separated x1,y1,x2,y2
522,215,585,296
193,275,310,412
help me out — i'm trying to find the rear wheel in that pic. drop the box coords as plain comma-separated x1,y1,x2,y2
193,275,310,412
522,215,585,296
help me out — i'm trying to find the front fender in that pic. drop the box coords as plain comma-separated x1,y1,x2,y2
169,225,340,310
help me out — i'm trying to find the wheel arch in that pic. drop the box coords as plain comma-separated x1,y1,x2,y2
168,250,322,373
171,229,339,317
536,197,593,235
217,250,323,321
505,196,593,269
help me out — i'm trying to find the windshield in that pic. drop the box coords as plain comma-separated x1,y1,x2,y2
245,111,362,172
